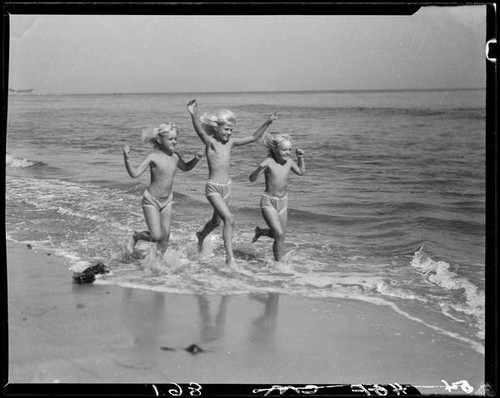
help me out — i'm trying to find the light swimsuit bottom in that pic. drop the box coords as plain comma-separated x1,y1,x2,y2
260,193,288,214
205,180,232,201
142,189,173,212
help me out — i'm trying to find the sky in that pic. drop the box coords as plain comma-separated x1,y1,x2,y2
7,5,486,94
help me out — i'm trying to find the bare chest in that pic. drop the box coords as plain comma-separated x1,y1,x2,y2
266,161,291,181
207,140,232,165
151,153,178,176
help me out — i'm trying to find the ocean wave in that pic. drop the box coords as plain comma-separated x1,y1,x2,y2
410,246,485,340
5,153,43,168
414,215,484,235
239,102,484,118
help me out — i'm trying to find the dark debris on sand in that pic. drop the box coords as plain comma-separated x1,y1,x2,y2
72,261,110,285
184,344,206,354
159,344,207,354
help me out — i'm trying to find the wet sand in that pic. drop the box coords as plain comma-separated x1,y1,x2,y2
6,240,485,394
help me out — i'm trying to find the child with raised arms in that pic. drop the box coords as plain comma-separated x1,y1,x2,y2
187,99,279,267
249,132,305,267
124,122,203,254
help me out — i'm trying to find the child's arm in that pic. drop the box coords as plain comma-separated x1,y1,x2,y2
233,111,280,147
123,144,152,178
249,158,271,182
177,151,204,171
290,148,305,175
187,99,211,146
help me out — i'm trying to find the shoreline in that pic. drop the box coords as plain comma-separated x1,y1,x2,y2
5,240,485,393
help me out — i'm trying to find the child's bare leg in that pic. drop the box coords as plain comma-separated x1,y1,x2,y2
156,203,173,254
127,230,143,253
261,207,285,262
207,194,235,266
252,226,273,243
142,206,166,253
197,211,222,253
273,236,285,262
222,219,236,266
276,208,288,262
134,231,151,240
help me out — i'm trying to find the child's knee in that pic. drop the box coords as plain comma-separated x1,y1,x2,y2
273,229,285,240
150,231,163,242
224,214,235,226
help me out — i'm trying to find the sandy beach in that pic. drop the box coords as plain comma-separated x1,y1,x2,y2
5,240,485,394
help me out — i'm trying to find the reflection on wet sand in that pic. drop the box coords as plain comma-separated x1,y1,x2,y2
123,288,166,348
116,288,167,370
113,289,279,363
249,292,279,347
197,295,229,343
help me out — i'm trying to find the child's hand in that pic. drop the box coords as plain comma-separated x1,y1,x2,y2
195,151,204,160
187,99,198,115
123,144,130,157
268,111,280,122
296,148,305,158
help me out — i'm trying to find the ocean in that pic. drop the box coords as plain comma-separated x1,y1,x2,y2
5,89,486,355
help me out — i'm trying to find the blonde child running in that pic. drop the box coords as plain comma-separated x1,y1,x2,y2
124,122,203,254
249,132,305,266
187,99,279,267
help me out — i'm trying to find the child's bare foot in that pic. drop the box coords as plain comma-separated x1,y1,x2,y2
157,240,169,255
226,257,237,268
252,227,262,243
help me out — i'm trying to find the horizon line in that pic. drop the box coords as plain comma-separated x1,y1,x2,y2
8,87,486,96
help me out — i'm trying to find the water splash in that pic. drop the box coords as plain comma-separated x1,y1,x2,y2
6,153,39,168
141,246,187,275
410,246,485,340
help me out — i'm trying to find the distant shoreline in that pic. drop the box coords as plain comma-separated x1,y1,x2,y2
8,88,35,94
7,87,486,96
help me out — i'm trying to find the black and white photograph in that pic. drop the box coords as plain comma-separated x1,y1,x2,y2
3,3,494,395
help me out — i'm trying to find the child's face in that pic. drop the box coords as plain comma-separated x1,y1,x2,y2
157,130,178,153
274,140,292,162
215,122,234,143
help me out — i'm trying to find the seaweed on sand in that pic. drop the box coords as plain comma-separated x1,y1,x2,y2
72,261,109,285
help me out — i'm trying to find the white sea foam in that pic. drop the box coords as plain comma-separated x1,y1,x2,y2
62,251,92,273
410,246,485,340
376,281,430,302
140,246,189,275
6,153,37,168
350,295,485,356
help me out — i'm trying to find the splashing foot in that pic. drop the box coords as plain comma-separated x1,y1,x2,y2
226,258,237,268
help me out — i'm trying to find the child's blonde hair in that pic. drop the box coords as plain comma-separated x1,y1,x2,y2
262,132,293,158
141,123,179,148
200,109,237,136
